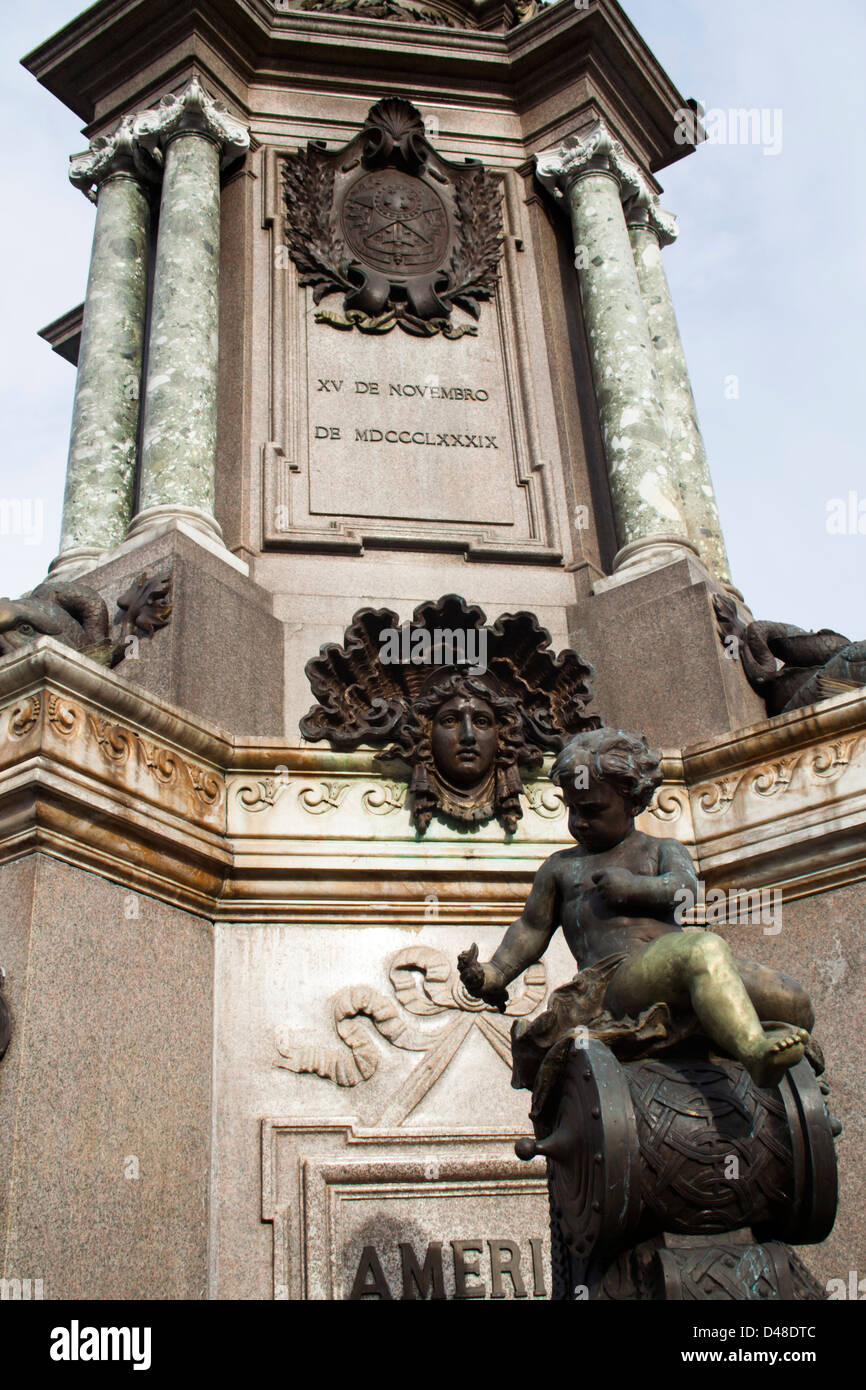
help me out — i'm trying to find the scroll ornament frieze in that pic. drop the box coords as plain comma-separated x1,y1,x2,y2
9,697,41,738
647,787,687,824
236,776,384,815
752,757,800,798
2,694,221,810
293,0,539,27
299,593,599,835
300,0,468,24
234,771,575,826
275,945,546,1123
281,98,503,339
693,735,866,819
47,694,79,737
361,781,407,814
0,572,172,670
298,781,351,814
522,784,565,819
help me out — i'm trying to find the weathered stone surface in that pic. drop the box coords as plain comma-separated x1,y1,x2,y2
572,559,765,747
0,856,213,1300
1,642,865,1296
84,526,284,737
0,857,36,1237
628,218,732,586
538,127,690,560
720,880,866,1291
214,920,573,1299
59,169,150,558
138,133,222,524
18,0,860,1305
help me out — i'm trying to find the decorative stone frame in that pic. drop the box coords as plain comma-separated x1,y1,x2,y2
261,1118,549,1300
260,144,562,561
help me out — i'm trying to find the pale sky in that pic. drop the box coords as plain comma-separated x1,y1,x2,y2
1,0,864,638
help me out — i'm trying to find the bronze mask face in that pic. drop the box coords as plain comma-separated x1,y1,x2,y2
430,694,498,789
300,593,600,835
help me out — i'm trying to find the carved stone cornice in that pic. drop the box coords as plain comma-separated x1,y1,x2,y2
535,118,678,247
69,115,160,203
1,641,865,919
134,75,250,168
284,0,536,29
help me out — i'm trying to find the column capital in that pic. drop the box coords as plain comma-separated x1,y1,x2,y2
69,115,158,204
624,186,678,249
535,118,678,247
134,76,249,168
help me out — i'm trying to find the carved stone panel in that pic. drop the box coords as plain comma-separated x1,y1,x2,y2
263,1120,550,1300
261,109,563,559
211,919,575,1298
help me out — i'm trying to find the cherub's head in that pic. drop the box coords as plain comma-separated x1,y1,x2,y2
552,727,662,851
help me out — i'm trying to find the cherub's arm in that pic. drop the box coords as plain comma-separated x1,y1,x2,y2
458,856,560,1010
592,838,697,914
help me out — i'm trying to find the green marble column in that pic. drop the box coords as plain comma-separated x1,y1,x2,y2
51,119,152,579
537,125,694,582
129,77,249,547
627,203,732,587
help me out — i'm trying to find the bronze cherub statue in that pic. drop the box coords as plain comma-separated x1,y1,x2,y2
459,726,813,1090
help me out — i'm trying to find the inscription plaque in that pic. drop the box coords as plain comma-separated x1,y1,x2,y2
263,1118,550,1301
305,315,516,524
263,118,562,559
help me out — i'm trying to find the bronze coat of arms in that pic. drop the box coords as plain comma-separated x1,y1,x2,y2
281,97,503,337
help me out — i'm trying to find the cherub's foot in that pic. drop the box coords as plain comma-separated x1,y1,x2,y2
744,1026,810,1088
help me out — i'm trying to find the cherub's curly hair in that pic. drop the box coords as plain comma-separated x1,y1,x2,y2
551,726,662,813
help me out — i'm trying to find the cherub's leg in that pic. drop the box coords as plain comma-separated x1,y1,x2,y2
604,931,809,1087
733,957,814,1032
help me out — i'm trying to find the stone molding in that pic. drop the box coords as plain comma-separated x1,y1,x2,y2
69,77,249,203
535,117,678,248
1,640,865,918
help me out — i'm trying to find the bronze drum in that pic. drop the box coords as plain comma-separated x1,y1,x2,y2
516,1038,839,1264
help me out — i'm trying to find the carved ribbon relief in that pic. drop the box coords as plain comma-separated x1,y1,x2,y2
275,945,546,1126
